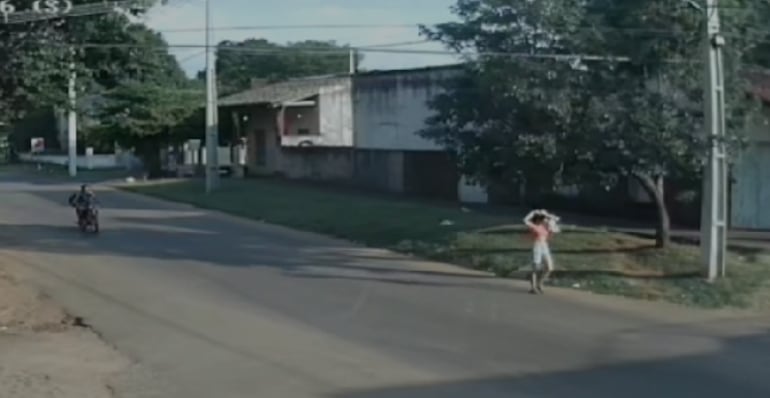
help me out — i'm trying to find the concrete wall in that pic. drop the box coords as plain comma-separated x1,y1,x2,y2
731,108,770,229
280,148,354,180
274,148,460,201
731,142,770,229
319,80,354,147
19,152,135,169
353,150,404,193
353,68,458,150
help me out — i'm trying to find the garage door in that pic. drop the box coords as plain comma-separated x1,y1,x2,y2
731,143,770,229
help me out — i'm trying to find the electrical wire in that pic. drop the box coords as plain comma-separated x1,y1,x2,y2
69,42,709,64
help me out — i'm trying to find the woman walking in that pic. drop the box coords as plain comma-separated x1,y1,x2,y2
523,209,560,294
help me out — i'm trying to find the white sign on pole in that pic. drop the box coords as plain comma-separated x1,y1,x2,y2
30,137,45,153
85,146,94,170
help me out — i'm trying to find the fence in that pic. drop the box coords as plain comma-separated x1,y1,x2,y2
18,152,140,170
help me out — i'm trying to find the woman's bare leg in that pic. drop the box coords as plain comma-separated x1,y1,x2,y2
537,256,555,293
529,270,539,294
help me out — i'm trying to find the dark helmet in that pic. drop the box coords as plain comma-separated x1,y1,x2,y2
80,184,89,192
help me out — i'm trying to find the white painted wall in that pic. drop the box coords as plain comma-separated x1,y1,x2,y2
318,80,354,147
20,153,124,169
458,177,488,203
200,146,234,166
280,79,354,148
353,68,458,150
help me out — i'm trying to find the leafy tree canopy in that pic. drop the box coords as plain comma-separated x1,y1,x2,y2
420,0,769,246
0,0,173,124
200,38,361,95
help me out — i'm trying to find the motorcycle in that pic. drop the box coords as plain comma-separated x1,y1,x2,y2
77,204,100,234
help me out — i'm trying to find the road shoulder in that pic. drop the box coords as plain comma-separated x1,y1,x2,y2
0,256,153,398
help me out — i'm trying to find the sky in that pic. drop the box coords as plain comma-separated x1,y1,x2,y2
143,0,460,77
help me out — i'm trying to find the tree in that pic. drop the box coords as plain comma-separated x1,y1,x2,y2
421,0,766,247
74,18,189,91
1,0,176,154
201,38,361,95
0,1,167,125
94,81,202,177
0,11,70,125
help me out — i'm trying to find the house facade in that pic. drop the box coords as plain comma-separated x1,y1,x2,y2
219,65,486,202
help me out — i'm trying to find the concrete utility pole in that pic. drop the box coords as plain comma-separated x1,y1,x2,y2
700,0,728,281
67,50,77,177
204,0,220,193
349,48,358,74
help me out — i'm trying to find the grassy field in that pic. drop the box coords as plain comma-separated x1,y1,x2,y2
122,178,770,310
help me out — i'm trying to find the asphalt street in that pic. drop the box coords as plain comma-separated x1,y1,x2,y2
0,170,768,398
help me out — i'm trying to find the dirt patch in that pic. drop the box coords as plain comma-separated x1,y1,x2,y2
0,265,135,398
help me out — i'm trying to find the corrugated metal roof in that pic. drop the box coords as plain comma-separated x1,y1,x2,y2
218,75,349,107
219,65,770,107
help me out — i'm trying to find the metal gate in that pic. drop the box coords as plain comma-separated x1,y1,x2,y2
731,143,770,229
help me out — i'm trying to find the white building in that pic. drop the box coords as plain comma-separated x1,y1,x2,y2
219,65,486,203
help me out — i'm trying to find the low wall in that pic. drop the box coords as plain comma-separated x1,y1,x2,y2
273,147,466,202
19,153,134,169
280,147,354,181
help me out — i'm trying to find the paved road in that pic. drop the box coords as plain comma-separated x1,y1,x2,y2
1,171,769,398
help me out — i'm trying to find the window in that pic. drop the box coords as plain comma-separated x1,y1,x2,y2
297,128,311,136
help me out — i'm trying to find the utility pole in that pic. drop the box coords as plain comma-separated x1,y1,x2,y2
204,0,219,193
700,0,728,281
67,48,77,177
2,1,154,178
349,48,358,74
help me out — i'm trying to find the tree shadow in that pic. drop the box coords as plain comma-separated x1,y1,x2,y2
328,330,770,398
5,176,770,398
0,216,500,288
1,185,699,285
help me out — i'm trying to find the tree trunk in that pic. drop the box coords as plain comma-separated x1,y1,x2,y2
136,137,162,180
634,173,671,248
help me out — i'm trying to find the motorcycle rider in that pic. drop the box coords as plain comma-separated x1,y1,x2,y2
68,184,97,224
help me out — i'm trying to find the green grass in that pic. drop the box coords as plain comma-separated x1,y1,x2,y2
122,178,770,310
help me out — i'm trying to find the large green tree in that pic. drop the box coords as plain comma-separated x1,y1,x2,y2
3,0,195,160
202,38,360,95
421,0,767,247
94,81,201,177
0,1,165,124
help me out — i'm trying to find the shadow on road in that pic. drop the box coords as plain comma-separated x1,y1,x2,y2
1,186,507,292
327,329,770,398
4,177,770,398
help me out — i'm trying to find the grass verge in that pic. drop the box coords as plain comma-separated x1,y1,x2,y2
121,178,770,310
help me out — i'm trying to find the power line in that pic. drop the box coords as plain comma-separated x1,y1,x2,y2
155,23,770,40
159,23,423,33
158,23,702,37
70,42,707,64
176,49,206,63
